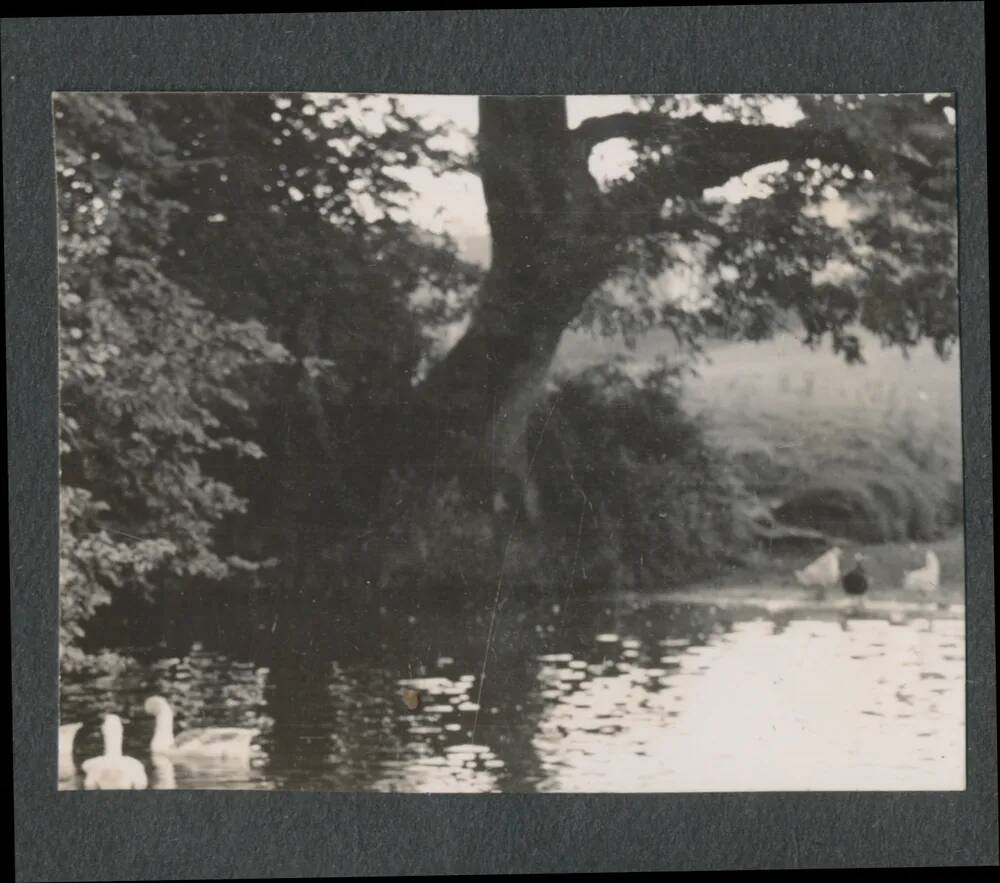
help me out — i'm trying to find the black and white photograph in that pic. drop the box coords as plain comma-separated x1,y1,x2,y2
54,90,964,793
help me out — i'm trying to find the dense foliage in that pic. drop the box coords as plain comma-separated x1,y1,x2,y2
55,95,293,666
135,95,478,564
56,93,480,660
571,94,957,370
529,363,755,588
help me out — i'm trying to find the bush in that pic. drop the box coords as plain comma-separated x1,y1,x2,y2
527,362,756,590
376,474,497,604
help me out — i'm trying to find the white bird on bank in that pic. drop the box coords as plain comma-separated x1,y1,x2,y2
144,695,259,762
58,722,83,780
904,549,941,598
81,714,148,790
794,547,843,598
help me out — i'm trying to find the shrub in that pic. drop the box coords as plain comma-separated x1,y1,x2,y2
376,475,497,604
527,361,756,590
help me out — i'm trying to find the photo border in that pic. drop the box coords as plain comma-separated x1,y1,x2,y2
7,7,994,877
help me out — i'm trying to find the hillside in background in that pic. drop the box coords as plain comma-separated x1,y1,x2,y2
552,327,964,545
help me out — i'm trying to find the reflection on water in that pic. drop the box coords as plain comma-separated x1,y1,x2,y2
60,597,965,792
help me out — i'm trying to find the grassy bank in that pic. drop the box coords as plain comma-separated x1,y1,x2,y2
645,531,967,607
555,327,964,546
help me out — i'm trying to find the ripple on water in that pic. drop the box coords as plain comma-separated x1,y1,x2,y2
60,599,964,793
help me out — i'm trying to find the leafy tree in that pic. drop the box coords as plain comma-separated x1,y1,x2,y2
422,94,957,522
127,95,479,557
56,92,483,664
55,94,289,665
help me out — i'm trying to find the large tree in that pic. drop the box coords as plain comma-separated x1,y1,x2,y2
420,94,956,523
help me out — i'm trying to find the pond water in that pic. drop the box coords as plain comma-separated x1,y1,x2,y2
60,595,965,792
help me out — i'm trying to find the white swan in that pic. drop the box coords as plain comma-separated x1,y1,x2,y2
144,695,259,761
151,754,178,789
58,722,83,780
81,714,148,790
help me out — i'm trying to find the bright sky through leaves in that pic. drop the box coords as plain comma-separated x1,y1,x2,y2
304,93,949,263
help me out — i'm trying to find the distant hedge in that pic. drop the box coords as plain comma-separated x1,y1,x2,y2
766,410,963,543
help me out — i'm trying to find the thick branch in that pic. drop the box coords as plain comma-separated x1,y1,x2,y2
572,112,676,150
574,111,948,206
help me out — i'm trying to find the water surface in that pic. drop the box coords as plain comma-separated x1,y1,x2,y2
60,595,965,792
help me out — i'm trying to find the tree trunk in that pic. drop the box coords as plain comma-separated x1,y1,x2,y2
420,97,612,519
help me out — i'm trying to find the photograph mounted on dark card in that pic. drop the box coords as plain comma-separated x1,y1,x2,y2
54,91,963,792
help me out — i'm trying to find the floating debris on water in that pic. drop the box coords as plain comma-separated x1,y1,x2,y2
558,670,586,681
423,704,454,715
400,677,467,695
446,743,490,754
538,653,574,663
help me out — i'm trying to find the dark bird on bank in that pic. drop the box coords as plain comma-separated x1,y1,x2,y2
842,553,869,597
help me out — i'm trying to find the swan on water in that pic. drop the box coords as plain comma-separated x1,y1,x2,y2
81,714,148,790
58,722,83,780
144,695,260,761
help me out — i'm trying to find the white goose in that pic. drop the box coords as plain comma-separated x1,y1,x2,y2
58,722,83,780
81,714,148,790
794,547,843,599
144,695,259,762
904,549,941,599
